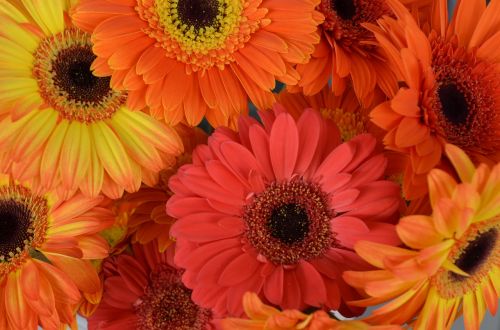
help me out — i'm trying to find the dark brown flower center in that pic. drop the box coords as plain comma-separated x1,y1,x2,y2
52,46,112,104
268,203,309,244
450,228,497,281
135,265,212,330
33,27,126,123
244,179,334,265
0,185,49,272
331,0,356,20
177,0,219,29
0,200,32,261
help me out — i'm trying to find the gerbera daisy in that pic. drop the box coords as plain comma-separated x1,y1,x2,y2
0,0,183,199
167,105,402,317
71,0,323,128
367,0,500,199
0,173,114,329
222,292,402,330
117,126,207,252
292,0,429,105
277,86,382,141
89,241,219,330
343,144,500,330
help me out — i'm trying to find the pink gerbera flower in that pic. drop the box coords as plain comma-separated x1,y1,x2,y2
167,105,403,317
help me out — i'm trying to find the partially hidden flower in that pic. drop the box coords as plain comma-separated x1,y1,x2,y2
344,144,500,330
293,0,431,105
368,0,500,199
0,174,114,330
117,125,207,252
167,105,402,317
88,241,219,330
221,292,402,330
0,0,183,199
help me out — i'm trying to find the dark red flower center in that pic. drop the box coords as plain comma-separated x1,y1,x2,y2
319,0,390,49
243,179,334,265
450,228,498,282
268,203,309,244
437,83,469,125
331,0,356,20
177,0,219,29
135,265,212,330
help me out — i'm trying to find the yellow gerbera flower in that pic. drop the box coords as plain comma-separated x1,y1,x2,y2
344,144,500,330
0,0,183,199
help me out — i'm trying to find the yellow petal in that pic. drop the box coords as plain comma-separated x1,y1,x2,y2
444,144,475,183
60,122,91,190
90,121,134,191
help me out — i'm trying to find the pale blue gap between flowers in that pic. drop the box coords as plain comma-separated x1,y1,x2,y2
41,0,498,329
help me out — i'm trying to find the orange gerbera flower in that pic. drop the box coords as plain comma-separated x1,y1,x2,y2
368,0,500,199
71,0,323,129
0,0,183,199
222,292,402,330
344,144,500,330
0,174,114,330
117,125,207,252
292,0,430,106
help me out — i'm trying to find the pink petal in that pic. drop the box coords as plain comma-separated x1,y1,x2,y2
269,112,299,181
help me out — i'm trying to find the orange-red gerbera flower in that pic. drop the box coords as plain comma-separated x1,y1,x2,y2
222,292,402,330
0,0,183,199
344,144,500,330
167,105,402,317
0,174,114,330
368,0,500,199
71,0,323,129
89,241,219,330
292,0,430,106
117,125,207,252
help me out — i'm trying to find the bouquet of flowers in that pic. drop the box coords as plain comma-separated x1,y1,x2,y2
0,0,498,329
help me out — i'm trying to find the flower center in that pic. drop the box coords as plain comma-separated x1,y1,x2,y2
243,179,334,265
428,36,500,154
176,0,219,29
331,0,356,20
319,0,390,49
137,0,250,70
320,107,366,141
0,184,49,276
450,228,497,282
268,203,309,244
438,83,469,125
135,265,212,330
33,27,126,123
432,221,500,299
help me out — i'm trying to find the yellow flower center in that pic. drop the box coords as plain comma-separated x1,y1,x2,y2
33,27,126,123
154,0,242,54
320,107,366,141
0,184,49,276
432,220,500,299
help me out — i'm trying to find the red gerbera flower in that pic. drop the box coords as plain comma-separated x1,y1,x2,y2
89,241,218,330
167,105,402,317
